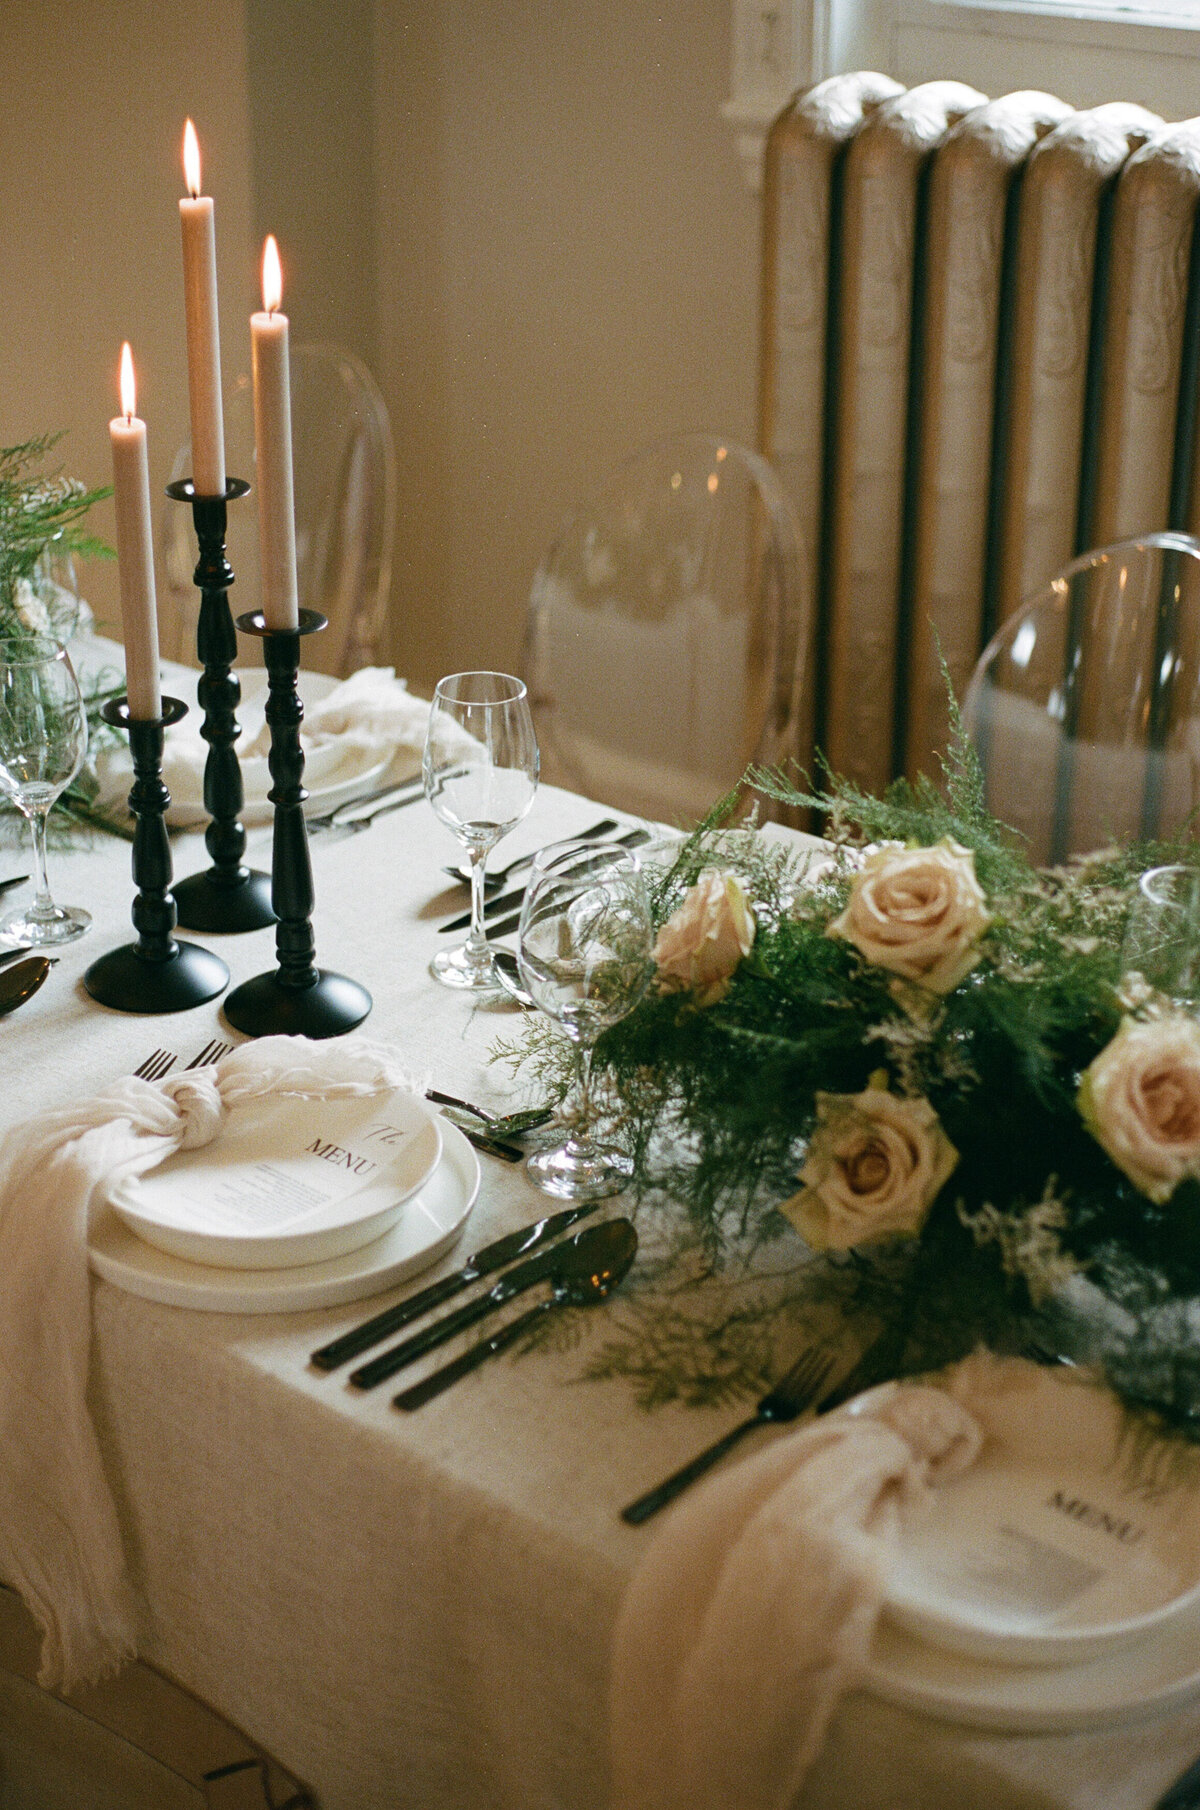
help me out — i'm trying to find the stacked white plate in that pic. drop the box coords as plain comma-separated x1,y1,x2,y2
91,1086,480,1314
849,1368,1200,1733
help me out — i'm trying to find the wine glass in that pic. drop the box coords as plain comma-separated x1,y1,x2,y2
424,671,539,990
0,637,91,946
1122,865,1200,1007
517,839,653,1199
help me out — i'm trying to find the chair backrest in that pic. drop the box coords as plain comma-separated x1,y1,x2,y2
760,74,1200,792
963,532,1200,863
161,342,396,678
522,433,808,823
0,1582,314,1808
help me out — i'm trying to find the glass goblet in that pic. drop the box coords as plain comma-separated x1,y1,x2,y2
517,839,653,1199
0,637,91,946
1122,864,1200,1007
424,671,539,990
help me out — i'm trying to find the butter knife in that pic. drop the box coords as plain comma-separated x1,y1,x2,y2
324,773,426,829
310,1199,600,1371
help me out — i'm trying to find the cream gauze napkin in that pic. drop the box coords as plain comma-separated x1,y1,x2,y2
611,1361,997,1810
93,666,432,826
0,1035,424,1693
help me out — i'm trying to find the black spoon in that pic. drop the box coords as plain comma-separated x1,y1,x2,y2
393,1218,638,1410
0,955,53,1017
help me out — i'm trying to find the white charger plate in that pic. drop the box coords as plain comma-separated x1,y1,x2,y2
90,1119,481,1314
842,1372,1200,1669
108,1086,442,1270
862,1590,1200,1734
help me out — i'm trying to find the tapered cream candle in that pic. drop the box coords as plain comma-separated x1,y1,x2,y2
179,119,226,497
250,235,299,631
109,344,162,719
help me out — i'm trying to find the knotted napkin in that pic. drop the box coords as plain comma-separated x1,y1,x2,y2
611,1359,1004,1810
0,1034,423,1692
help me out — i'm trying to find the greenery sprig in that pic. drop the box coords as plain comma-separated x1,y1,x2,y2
0,437,125,841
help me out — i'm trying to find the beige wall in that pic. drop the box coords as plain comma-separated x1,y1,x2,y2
371,0,760,692
0,0,256,639
1,1,761,694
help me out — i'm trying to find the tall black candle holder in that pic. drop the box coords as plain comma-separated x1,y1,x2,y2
223,610,372,1040
166,476,275,933
84,699,231,1013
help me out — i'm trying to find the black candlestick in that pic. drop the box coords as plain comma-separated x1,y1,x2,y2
166,477,275,933
223,611,372,1039
84,699,230,1013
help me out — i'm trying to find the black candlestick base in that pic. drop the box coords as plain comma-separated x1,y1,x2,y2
84,699,230,1015
173,865,276,934
221,611,371,1041
224,966,372,1039
166,476,275,935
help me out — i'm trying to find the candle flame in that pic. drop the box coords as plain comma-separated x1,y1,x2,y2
119,343,137,420
262,235,283,314
182,118,201,198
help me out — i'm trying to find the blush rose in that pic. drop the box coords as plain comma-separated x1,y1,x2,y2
1078,1015,1200,1202
828,838,990,995
779,1082,958,1251
652,870,755,1006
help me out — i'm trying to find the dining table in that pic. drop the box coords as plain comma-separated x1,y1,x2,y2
2,665,1200,1810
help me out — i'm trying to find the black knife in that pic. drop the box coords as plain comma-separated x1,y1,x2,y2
0,875,28,896
310,1199,601,1372
439,828,652,935
348,1223,602,1389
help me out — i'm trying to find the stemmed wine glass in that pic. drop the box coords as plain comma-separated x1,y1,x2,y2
517,839,653,1199
424,671,539,990
0,637,91,946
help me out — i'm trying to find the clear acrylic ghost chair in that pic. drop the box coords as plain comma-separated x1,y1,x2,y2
0,1584,313,1808
522,434,808,823
963,533,1200,865
161,342,396,678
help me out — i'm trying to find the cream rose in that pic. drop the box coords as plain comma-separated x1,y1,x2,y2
653,870,755,1006
1079,1015,1200,1202
779,1082,958,1250
828,838,990,995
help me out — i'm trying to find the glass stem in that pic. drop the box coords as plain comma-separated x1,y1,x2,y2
27,808,57,923
465,842,492,968
565,1037,596,1152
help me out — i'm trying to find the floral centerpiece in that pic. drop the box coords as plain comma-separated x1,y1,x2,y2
506,706,1200,1443
0,436,121,834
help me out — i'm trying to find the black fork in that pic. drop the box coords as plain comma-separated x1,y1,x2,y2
621,1344,837,1525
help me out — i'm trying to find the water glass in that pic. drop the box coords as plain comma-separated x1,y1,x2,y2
1122,865,1200,1006
0,638,91,946
517,839,653,1199
424,671,538,990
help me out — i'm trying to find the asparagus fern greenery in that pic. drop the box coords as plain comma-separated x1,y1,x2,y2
499,712,1200,1444
0,436,124,838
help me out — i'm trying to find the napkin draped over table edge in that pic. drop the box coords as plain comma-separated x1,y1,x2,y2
0,1035,426,1693
609,1352,1072,1810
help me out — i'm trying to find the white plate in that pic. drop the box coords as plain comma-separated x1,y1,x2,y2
108,1086,442,1270
842,1372,1200,1668
90,1120,481,1314
862,1590,1200,1734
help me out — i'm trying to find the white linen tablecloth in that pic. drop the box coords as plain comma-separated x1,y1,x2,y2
1,781,1198,1810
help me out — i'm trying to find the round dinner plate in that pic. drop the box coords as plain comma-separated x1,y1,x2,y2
107,1086,443,1270
90,1119,481,1315
861,1589,1200,1735
841,1372,1200,1670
